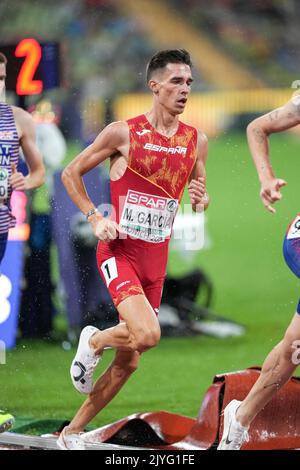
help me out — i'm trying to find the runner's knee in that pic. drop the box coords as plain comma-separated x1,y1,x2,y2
136,328,161,352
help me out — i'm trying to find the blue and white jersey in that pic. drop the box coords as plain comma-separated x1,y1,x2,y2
0,103,19,234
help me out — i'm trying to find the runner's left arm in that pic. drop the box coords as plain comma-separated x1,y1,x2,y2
188,130,209,212
11,107,45,191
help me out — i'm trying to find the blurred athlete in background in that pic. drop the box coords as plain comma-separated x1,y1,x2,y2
0,52,45,266
0,52,44,433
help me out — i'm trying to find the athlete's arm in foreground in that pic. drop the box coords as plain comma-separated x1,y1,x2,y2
218,97,300,450
188,130,209,211
62,121,128,240
11,107,45,190
247,96,300,213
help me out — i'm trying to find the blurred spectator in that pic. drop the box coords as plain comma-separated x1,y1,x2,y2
168,0,300,85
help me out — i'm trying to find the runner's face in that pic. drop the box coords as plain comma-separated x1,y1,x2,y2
153,63,193,114
0,64,6,102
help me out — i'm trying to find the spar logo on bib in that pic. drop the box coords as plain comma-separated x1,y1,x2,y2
127,191,170,210
120,190,178,243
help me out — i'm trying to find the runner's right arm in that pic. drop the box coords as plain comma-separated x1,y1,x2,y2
247,97,300,213
62,121,128,240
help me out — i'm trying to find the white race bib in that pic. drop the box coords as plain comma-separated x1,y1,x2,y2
120,190,178,243
0,167,9,206
101,257,118,287
287,215,300,240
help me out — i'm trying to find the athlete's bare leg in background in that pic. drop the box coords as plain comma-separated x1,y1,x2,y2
236,312,300,428
65,294,160,434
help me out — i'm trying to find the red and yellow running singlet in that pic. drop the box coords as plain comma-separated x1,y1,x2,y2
97,114,198,311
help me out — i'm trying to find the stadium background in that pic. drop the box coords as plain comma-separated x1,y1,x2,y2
0,0,299,431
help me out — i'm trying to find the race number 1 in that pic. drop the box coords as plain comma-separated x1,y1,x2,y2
101,257,118,287
0,168,8,205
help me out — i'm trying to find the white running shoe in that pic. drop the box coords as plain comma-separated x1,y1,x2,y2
70,326,101,394
57,428,86,450
217,400,249,450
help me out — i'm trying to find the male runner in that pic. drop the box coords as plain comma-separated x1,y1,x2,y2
218,95,300,450
0,52,44,434
0,52,45,265
58,49,209,450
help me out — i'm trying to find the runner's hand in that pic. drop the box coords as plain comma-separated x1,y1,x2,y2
188,176,209,211
10,163,27,191
260,177,287,213
89,214,119,242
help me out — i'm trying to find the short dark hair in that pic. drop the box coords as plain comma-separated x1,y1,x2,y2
0,53,7,65
146,49,192,82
